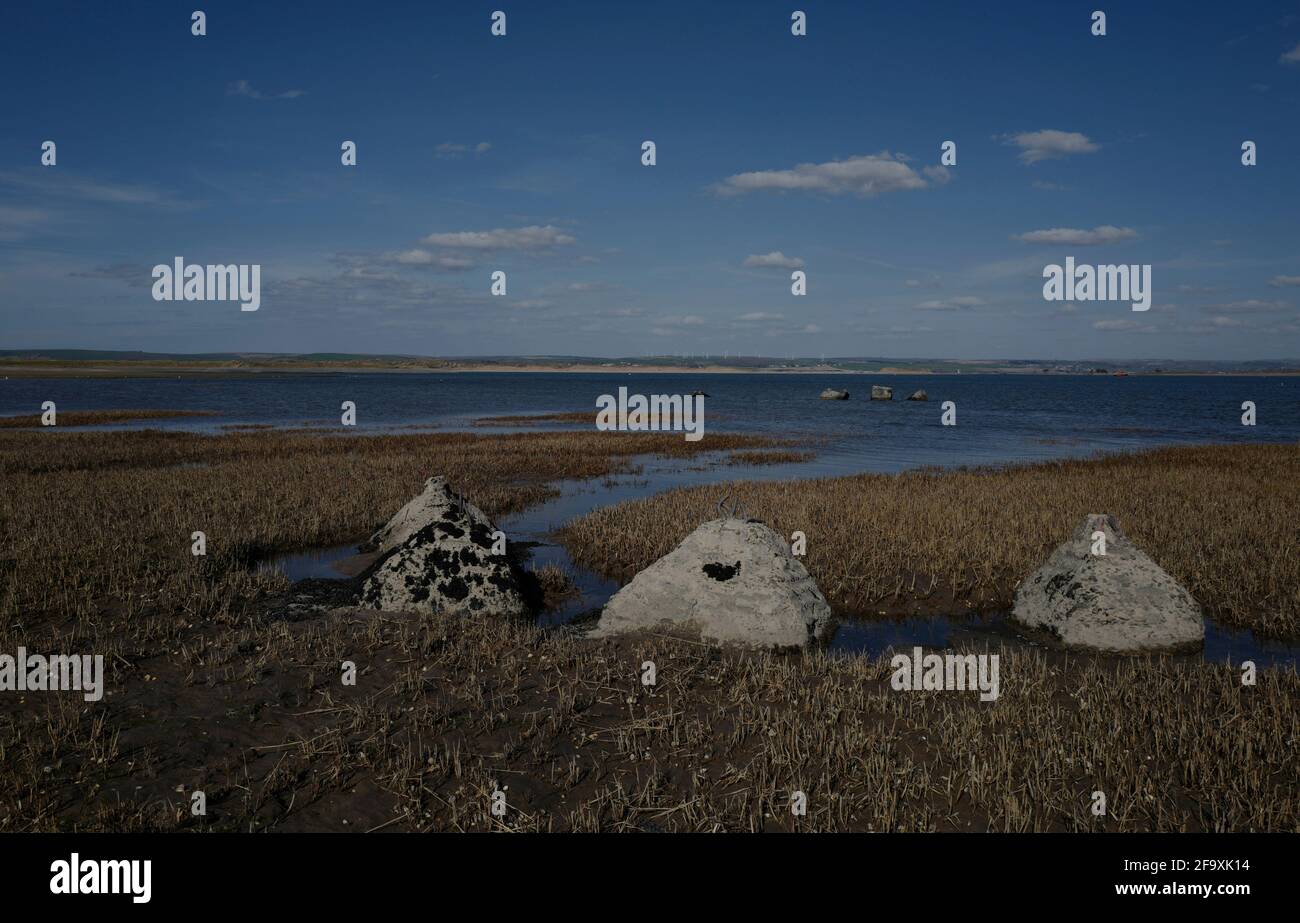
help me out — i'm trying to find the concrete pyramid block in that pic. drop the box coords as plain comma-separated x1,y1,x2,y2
1012,513,1204,652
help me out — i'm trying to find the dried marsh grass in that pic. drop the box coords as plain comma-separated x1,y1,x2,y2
562,444,1300,640
0,427,782,632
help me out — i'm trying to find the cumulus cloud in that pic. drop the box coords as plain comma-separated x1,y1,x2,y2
655,314,706,327
383,249,474,270
1093,319,1157,332
506,299,554,310
714,152,933,198
1268,275,1300,287
922,165,953,184
1003,129,1099,164
1013,225,1138,245
0,205,53,241
0,170,189,208
1201,299,1290,314
914,296,984,311
68,262,156,287
261,262,492,319
420,225,576,250
226,80,305,100
744,251,804,269
649,314,708,336
1281,42,1300,64
436,141,492,157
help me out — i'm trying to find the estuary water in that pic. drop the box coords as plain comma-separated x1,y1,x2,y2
2,371,1297,477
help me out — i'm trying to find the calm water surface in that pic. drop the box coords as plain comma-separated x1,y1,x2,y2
3,371,1297,476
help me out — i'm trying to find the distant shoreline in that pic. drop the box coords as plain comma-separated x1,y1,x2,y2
4,361,1299,379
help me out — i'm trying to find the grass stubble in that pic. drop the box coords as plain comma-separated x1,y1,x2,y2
0,429,1296,832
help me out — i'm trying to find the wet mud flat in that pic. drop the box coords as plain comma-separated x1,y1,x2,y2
5,433,1298,831
19,580,1291,833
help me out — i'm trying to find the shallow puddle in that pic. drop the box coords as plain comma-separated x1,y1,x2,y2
257,544,377,581
826,610,1296,667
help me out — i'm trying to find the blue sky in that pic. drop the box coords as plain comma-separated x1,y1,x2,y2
2,0,1299,360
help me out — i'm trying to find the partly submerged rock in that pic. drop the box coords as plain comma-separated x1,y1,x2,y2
594,516,832,648
819,388,850,400
870,385,894,401
1011,514,1203,652
359,477,529,617
906,389,928,401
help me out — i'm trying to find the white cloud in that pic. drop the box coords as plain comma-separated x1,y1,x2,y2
655,314,706,327
1003,129,1099,164
0,206,52,241
744,251,804,269
420,225,576,250
1268,275,1300,287
226,79,305,100
384,249,473,270
915,296,984,311
436,141,492,157
736,312,785,322
650,317,707,336
1281,42,1300,64
0,171,189,208
68,262,155,287
922,165,953,184
1202,299,1290,314
1093,319,1156,332
1013,225,1138,245
715,152,933,198
507,299,554,310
